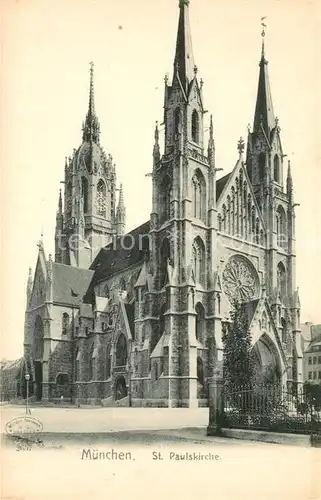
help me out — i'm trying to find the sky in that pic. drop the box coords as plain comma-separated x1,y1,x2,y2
1,0,320,360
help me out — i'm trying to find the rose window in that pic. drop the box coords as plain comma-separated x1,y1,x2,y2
222,256,258,302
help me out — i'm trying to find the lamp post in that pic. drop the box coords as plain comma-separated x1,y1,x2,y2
25,373,30,414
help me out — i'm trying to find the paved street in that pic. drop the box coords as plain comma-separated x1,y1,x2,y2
1,404,209,434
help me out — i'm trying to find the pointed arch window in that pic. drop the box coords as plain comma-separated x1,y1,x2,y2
62,313,70,335
276,205,286,248
115,333,127,367
34,315,44,360
274,155,280,183
191,110,200,144
160,175,171,223
97,179,107,217
81,177,89,213
222,205,226,232
192,169,206,222
247,159,253,182
281,318,287,343
192,237,205,286
259,153,265,182
195,302,205,342
174,107,181,137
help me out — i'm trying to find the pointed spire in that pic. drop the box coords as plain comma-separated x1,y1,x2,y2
287,159,293,198
82,62,100,144
153,121,161,166
116,184,126,237
253,25,275,137
173,0,195,92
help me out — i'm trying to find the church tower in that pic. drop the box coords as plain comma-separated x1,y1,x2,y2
246,29,302,390
136,0,220,407
54,63,125,268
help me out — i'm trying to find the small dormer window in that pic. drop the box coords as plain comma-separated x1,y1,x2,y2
191,110,199,143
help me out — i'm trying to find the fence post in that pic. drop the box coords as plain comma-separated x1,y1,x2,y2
207,368,224,436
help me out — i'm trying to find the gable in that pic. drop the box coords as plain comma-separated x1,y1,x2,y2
29,253,47,309
187,78,204,112
216,158,266,243
114,300,133,342
248,298,287,366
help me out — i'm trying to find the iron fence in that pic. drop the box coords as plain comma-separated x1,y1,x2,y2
220,384,321,434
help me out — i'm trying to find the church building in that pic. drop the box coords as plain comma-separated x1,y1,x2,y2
23,0,303,407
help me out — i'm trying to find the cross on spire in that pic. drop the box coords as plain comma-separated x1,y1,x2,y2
237,136,245,155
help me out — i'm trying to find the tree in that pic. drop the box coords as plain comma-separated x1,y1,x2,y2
223,300,255,390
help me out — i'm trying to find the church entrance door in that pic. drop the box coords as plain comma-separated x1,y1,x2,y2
115,376,127,401
34,361,43,400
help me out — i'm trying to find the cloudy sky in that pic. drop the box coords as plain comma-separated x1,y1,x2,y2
1,0,320,359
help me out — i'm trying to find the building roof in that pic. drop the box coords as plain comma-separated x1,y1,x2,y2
52,263,94,306
216,173,231,201
83,221,150,303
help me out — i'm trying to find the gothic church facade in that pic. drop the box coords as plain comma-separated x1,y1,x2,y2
23,0,303,407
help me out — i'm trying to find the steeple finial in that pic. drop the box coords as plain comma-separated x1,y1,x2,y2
82,62,100,144
237,137,245,156
252,18,275,137
154,121,159,143
174,0,195,92
153,121,161,166
261,16,267,61
116,183,126,236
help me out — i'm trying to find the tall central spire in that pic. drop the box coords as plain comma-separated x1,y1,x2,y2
82,62,100,144
253,30,275,137
173,0,195,92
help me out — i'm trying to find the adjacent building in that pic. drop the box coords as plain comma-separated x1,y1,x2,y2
302,323,321,385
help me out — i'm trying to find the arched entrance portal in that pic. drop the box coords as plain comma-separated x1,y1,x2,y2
252,335,282,386
115,376,128,401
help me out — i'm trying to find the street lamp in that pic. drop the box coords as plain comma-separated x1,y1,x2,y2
25,373,30,414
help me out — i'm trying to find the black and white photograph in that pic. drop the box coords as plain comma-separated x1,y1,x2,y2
1,1,320,499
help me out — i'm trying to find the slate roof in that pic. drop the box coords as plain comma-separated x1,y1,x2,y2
83,221,150,303
125,303,135,338
52,263,94,306
216,172,231,201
